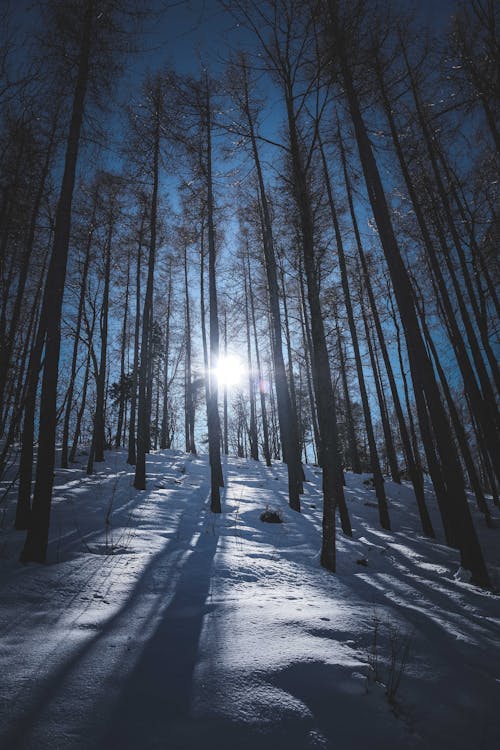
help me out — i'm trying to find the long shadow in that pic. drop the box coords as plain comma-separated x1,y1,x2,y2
349,572,500,749
98,520,220,750
1,491,211,750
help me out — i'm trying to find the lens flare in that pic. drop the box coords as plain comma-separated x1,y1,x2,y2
214,355,244,387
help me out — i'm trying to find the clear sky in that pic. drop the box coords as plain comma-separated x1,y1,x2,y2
11,0,461,80
139,0,460,72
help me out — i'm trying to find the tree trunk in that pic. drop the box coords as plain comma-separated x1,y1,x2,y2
21,0,94,562
87,206,113,473
134,92,160,490
160,263,173,449
318,130,388,530
116,249,130,448
244,251,259,460
334,24,490,586
127,212,145,466
205,77,224,512
240,60,302,511
249,267,271,466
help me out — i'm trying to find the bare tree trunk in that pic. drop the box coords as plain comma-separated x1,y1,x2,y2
134,90,160,490
87,204,113,473
116,249,130,448
376,50,500,484
205,77,224,512
222,308,229,456
240,60,302,511
318,130,388,529
0,252,47,482
160,263,173,449
298,265,321,466
284,91,352,563
127,212,145,466
249,266,271,466
69,344,92,464
401,43,500,398
21,0,94,562
244,251,259,460
0,111,58,428
184,240,196,455
335,316,361,473
334,22,489,586
359,279,400,484
61,193,95,467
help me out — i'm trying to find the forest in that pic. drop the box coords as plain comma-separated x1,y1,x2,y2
0,0,499,748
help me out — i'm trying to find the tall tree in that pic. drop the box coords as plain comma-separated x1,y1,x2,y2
21,0,96,562
326,0,490,586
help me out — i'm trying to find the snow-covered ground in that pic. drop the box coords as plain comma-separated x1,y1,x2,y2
0,449,499,749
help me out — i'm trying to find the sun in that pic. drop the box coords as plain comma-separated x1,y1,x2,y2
215,354,245,387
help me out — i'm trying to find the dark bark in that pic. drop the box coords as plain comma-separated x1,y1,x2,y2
87,204,114,473
359,284,400,484
184,240,196,455
222,309,229,456
319,131,389,529
335,318,361,474
160,264,173,449
249,267,272,467
0,111,58,428
284,89,351,559
240,60,302,511
333,18,490,586
375,54,500,488
205,77,224,511
61,192,95,468
134,90,160,490
244,253,259,460
116,250,131,448
127,212,145,466
21,0,94,562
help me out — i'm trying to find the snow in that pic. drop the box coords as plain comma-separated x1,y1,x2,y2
0,450,499,749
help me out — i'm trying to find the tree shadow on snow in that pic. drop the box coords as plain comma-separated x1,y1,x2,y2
98,520,220,750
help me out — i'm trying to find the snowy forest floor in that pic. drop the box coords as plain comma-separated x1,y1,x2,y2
0,449,499,750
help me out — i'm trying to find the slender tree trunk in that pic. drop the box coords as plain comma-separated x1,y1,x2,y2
359,281,400,484
284,91,352,562
145,303,154,454
69,343,92,464
205,78,224,512
184,241,196,455
298,265,322,466
279,255,298,422
335,317,361,473
240,60,302,511
375,55,500,486
116,250,130,448
0,252,46,481
223,309,229,456
318,131,388,529
402,44,500,398
0,112,58,428
417,286,493,525
244,252,259,460
249,267,271,466
160,263,173,449
61,194,95,467
127,213,144,466
134,93,160,490
87,207,113,473
334,25,489,586
21,0,94,562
